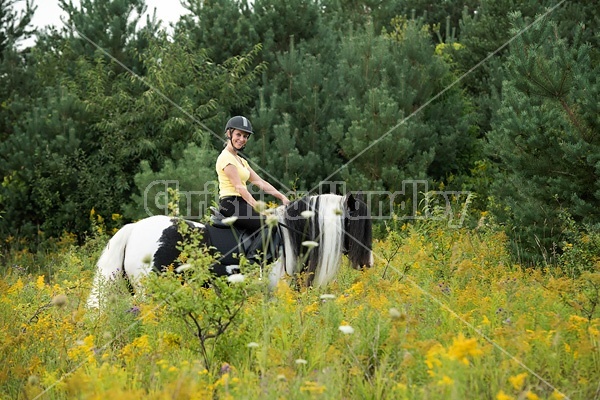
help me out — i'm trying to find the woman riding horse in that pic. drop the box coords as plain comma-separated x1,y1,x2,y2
217,116,290,232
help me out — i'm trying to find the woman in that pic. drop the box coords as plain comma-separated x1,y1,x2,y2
216,116,290,232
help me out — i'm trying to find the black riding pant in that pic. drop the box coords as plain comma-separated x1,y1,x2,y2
219,196,263,232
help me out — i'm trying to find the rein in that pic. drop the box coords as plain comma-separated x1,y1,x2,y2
277,221,306,237
277,220,348,254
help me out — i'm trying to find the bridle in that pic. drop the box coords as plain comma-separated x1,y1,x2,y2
276,214,351,255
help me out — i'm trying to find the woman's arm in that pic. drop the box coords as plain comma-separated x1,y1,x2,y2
248,167,290,204
223,164,257,207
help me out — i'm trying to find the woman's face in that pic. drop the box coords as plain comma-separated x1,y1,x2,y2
229,129,250,149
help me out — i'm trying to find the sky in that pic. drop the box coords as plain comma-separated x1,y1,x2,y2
16,0,188,42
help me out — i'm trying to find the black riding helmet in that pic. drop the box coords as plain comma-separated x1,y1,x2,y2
225,116,253,135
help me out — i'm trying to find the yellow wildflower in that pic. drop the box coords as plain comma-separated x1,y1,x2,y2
425,343,445,374
300,381,326,394
275,281,296,307
438,375,454,386
35,275,45,290
496,390,514,400
68,335,96,363
139,304,159,325
8,278,24,294
352,281,365,294
120,335,151,359
447,333,483,365
508,372,527,390
525,391,540,400
302,302,319,315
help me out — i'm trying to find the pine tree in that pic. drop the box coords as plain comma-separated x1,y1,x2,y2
0,0,34,54
0,0,36,140
487,13,600,263
453,0,549,136
177,0,257,64
126,143,218,221
320,0,479,41
330,19,476,190
251,0,321,61
248,34,343,191
0,10,265,242
58,0,159,73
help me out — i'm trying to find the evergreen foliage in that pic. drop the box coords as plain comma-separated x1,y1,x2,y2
330,19,476,191
0,0,263,244
0,0,36,145
0,0,598,271
58,0,158,73
178,0,257,64
487,13,599,263
126,143,218,221
0,0,34,54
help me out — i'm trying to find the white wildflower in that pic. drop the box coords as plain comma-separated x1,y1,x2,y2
253,201,267,213
222,216,238,226
246,342,259,348
295,359,308,365
175,263,193,273
266,213,279,227
320,294,336,300
339,325,355,334
302,241,319,249
227,274,245,283
301,210,315,219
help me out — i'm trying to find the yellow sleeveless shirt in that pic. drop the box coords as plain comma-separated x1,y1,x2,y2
216,149,251,197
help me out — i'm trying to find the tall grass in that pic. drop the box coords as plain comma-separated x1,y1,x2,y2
1,216,598,399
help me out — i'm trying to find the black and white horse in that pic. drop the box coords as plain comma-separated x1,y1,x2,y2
86,193,372,308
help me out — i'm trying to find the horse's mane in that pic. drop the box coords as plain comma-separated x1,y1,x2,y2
278,193,371,287
344,195,373,269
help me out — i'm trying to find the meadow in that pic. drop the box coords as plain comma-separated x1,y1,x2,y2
1,213,599,400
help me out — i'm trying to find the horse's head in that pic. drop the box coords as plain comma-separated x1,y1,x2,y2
343,192,373,270
277,193,373,287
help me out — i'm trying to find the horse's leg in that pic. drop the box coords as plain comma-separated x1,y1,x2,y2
122,215,174,304
86,223,136,309
86,271,105,310
268,258,287,289
125,263,153,305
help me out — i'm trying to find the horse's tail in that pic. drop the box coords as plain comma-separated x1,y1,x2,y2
86,222,136,309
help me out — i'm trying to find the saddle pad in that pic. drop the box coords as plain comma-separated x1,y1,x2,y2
204,225,248,265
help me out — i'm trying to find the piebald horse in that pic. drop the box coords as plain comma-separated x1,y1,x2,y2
87,193,372,308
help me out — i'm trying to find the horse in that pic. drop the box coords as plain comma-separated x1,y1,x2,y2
86,193,373,309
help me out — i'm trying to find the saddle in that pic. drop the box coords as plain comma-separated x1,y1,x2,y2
205,207,282,275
